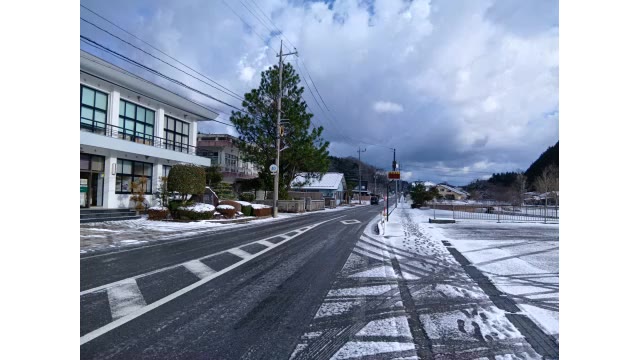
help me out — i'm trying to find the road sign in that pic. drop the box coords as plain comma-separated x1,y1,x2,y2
388,171,400,180
269,164,278,174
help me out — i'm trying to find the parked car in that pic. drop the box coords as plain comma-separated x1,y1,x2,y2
371,196,379,205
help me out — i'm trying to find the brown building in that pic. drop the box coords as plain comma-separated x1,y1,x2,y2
196,134,259,184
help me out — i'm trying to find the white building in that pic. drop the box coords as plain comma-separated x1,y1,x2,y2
291,173,347,205
80,51,217,209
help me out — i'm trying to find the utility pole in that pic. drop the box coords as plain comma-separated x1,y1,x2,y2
273,40,297,218
357,147,366,204
393,148,397,209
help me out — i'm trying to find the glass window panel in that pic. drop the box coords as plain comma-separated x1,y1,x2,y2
119,117,124,129
144,164,152,176
116,176,122,192
182,135,189,145
122,160,132,174
183,123,189,135
125,119,135,130
146,178,152,193
125,102,135,118
145,125,153,136
81,87,95,106
136,107,145,121
117,160,123,173
80,154,90,170
80,118,93,126
164,117,168,129
146,110,155,124
134,162,144,175
81,106,93,120
121,176,131,193
94,111,106,123
175,121,182,134
95,92,107,110
119,100,125,116
91,156,104,171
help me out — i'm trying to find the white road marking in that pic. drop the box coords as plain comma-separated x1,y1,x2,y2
227,248,252,259
80,215,346,346
107,279,146,320
183,260,216,279
340,219,361,224
257,240,275,247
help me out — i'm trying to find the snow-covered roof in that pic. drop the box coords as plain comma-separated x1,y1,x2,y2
437,184,469,196
291,172,346,190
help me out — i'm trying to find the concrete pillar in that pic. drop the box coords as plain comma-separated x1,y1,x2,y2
190,121,198,154
152,163,163,202
109,90,120,138
155,108,165,148
103,156,118,208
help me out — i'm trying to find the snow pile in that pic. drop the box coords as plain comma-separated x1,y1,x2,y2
216,204,235,210
251,204,271,209
148,206,168,211
178,203,215,213
236,201,252,206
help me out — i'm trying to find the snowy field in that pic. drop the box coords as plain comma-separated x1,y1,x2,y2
80,205,357,254
411,207,560,339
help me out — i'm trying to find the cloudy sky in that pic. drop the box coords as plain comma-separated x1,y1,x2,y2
80,0,558,185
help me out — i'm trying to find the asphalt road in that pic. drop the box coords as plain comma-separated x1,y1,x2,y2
80,205,382,359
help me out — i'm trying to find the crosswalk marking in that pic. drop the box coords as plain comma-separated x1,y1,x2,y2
183,260,217,279
107,279,146,320
227,248,253,259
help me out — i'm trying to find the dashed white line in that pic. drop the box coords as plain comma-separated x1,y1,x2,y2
183,260,217,279
227,248,253,259
257,240,275,248
107,279,146,320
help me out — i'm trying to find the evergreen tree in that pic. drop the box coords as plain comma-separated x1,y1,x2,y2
230,63,330,197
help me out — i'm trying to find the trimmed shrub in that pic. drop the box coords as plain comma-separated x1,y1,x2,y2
177,203,215,220
148,206,169,220
219,200,241,212
216,204,236,219
239,192,255,202
241,205,252,217
167,164,206,201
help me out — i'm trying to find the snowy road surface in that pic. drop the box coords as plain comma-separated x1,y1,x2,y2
80,200,558,359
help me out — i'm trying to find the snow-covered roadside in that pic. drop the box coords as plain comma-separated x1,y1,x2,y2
419,214,559,337
376,203,544,359
80,205,358,254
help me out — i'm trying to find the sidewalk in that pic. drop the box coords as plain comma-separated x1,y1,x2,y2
80,205,362,254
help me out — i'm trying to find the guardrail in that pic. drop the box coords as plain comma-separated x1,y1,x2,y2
428,203,559,223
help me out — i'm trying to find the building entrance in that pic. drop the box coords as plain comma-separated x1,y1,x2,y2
80,153,105,208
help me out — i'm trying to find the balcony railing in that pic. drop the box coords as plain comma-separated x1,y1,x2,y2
81,121,200,156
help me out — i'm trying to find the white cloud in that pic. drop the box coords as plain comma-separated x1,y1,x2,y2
80,0,558,185
373,101,404,113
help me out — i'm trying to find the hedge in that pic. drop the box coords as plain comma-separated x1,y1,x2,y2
147,207,170,220
167,164,206,200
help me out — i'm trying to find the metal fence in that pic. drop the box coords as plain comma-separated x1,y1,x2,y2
428,203,559,223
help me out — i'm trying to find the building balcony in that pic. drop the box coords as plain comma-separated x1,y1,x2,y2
80,122,210,166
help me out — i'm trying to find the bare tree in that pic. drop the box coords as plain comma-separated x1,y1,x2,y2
512,173,528,206
533,165,559,207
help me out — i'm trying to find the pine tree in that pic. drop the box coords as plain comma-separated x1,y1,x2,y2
230,63,330,197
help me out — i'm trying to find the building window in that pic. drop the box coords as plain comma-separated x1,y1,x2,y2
116,159,153,194
225,153,238,168
162,165,172,178
209,151,219,165
80,85,108,133
164,116,190,153
119,100,155,145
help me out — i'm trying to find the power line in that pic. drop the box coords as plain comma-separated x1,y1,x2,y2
220,0,278,56
80,17,245,103
246,0,297,50
80,4,247,102
80,36,248,115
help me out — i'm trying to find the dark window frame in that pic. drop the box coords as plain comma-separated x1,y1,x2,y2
164,116,190,153
115,159,153,194
80,85,109,133
119,99,156,145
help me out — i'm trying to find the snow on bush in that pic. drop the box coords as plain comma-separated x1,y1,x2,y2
236,201,252,206
179,203,216,213
251,204,271,209
216,205,235,210
148,206,168,211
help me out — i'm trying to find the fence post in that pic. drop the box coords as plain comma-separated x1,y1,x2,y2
497,208,500,223
452,205,455,220
433,202,436,219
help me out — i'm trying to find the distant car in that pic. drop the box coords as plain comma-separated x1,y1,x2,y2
370,196,379,205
